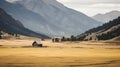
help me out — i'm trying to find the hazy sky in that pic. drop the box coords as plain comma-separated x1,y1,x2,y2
57,0,120,16
6,0,120,16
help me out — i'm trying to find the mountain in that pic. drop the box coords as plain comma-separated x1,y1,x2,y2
77,17,120,41
0,0,102,37
112,36,120,41
0,8,49,38
93,11,120,23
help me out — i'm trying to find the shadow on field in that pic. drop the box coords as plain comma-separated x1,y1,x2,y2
0,45,8,48
106,48,120,49
104,41,120,45
21,46,49,48
66,60,120,67
72,47,94,49
0,60,120,67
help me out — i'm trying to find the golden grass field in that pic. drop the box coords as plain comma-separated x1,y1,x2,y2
0,38,120,67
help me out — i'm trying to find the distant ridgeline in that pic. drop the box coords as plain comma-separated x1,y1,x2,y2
60,17,120,41
77,16,120,41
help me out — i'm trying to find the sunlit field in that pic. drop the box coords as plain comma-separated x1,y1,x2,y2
0,39,120,67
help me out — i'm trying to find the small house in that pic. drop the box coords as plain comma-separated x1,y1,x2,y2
32,40,42,47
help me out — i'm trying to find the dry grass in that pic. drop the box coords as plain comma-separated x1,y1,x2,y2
0,39,120,67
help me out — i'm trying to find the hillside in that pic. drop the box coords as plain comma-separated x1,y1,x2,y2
77,17,120,41
93,11,120,23
0,8,49,38
0,0,101,37
112,36,120,41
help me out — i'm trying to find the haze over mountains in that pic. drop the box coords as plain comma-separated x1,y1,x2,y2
0,0,101,37
78,17,120,41
0,8,49,38
93,11,120,23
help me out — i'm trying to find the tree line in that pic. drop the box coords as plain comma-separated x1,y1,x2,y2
0,29,20,39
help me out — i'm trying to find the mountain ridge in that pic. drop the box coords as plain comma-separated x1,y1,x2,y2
93,10,120,23
0,0,102,37
77,17,120,41
0,8,49,38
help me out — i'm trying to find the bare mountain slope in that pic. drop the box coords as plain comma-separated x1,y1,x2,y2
0,0,101,37
0,8,49,38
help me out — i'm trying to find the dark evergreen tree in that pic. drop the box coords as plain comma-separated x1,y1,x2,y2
0,30,2,39
61,36,66,41
71,35,76,41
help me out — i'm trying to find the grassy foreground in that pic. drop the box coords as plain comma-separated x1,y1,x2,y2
0,39,120,67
